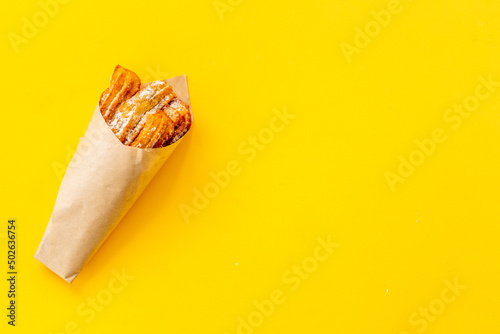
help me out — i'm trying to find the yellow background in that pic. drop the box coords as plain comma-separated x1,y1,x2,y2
1,0,500,333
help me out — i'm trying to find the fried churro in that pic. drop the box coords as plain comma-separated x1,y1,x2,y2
99,65,191,148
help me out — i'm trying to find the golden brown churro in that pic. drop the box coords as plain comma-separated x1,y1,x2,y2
99,65,141,123
99,65,191,148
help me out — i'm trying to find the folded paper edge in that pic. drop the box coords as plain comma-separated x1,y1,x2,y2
34,218,78,284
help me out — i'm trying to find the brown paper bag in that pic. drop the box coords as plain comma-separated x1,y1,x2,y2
34,75,192,283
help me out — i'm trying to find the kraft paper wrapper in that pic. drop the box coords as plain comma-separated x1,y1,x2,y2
35,75,192,283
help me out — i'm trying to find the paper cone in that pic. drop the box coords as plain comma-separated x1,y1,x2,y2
35,75,192,283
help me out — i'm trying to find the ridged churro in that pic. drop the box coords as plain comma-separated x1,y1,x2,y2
99,65,191,148
99,65,141,123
